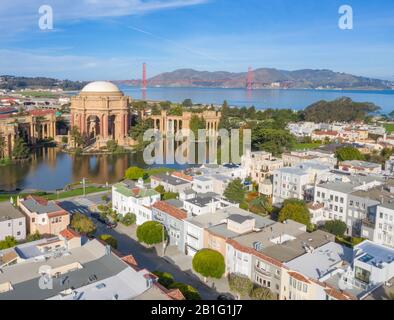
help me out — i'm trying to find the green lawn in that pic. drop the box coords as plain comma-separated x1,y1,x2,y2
18,91,60,98
292,142,322,150
0,187,109,203
384,123,394,134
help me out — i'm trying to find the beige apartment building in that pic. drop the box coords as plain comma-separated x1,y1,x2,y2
18,195,70,236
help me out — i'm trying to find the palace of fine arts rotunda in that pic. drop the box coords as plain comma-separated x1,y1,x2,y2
70,81,134,148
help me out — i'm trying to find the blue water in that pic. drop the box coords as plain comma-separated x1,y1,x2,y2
118,86,394,113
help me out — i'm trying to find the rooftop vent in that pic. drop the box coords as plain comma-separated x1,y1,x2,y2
253,241,263,252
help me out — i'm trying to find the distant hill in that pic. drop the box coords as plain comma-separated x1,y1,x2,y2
141,68,393,90
0,75,87,91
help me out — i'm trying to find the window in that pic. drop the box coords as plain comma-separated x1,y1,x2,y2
355,267,371,284
317,191,321,197
349,200,353,206
17,231,21,236
303,284,308,293
19,221,23,226
340,197,344,204
335,196,338,202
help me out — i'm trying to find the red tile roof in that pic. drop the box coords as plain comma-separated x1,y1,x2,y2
172,171,193,182
313,130,338,136
29,109,55,117
288,271,311,284
153,201,188,220
226,239,283,268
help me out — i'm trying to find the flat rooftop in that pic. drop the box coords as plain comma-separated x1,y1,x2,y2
285,242,353,280
153,173,191,186
355,241,394,268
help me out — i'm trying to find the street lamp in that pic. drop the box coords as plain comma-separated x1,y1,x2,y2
81,177,87,197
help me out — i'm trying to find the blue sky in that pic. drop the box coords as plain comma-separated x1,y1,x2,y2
0,0,393,81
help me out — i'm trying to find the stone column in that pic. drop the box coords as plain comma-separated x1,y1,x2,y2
124,114,128,137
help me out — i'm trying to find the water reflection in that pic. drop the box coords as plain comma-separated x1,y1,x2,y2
0,147,185,192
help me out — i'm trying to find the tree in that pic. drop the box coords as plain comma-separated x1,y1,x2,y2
182,99,193,108
323,220,347,237
70,126,84,147
224,178,245,204
106,140,123,153
12,137,29,160
163,192,178,201
124,166,145,180
0,133,5,158
250,287,274,300
248,194,272,215
301,97,380,123
0,236,18,250
335,147,365,162
278,199,311,228
251,126,296,156
137,221,166,246
70,213,96,235
228,273,253,298
192,249,225,279
120,213,136,226
154,185,165,194
99,234,118,249
25,231,41,242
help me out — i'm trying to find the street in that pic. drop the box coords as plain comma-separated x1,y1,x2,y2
58,192,227,300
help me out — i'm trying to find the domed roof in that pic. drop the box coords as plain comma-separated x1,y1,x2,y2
81,81,121,93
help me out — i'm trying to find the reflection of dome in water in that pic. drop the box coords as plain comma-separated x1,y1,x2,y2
81,81,120,93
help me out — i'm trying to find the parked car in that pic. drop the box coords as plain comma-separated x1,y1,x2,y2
216,294,235,300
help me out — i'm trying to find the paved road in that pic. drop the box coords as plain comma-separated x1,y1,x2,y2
58,194,220,300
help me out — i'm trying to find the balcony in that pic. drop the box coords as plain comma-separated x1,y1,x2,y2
254,266,272,277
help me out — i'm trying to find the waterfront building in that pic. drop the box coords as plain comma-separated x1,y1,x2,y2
112,179,161,225
150,110,221,137
0,109,57,159
0,201,26,241
18,195,70,237
150,172,192,194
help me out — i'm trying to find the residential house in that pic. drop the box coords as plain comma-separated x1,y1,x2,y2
150,172,192,194
152,201,188,253
0,239,184,300
272,161,332,206
0,201,26,241
338,160,382,175
18,195,70,236
112,180,161,225
226,221,334,299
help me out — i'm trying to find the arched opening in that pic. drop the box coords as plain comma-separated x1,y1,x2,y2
86,115,101,139
108,115,116,140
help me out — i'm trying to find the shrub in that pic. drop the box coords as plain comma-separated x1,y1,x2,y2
228,273,253,298
152,271,175,288
121,213,136,226
71,213,96,235
169,282,201,300
137,221,166,245
323,220,347,237
192,249,225,279
250,287,275,300
99,234,118,249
